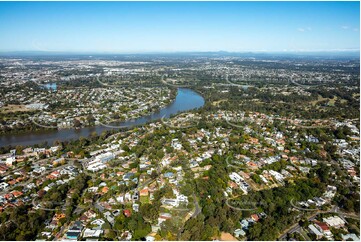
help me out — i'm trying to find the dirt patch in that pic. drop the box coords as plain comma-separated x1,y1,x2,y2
0,104,31,113
220,232,238,241
212,99,227,106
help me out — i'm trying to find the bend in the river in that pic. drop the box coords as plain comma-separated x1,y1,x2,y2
0,88,205,147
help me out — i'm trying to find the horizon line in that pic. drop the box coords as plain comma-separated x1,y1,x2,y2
0,49,359,55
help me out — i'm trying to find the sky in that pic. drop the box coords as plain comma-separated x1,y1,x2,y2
0,1,359,53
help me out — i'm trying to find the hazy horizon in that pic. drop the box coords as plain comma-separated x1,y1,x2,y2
0,1,359,53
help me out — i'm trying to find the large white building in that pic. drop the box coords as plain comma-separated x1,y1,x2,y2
323,216,345,229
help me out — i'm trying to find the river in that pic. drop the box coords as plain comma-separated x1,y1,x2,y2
0,88,205,147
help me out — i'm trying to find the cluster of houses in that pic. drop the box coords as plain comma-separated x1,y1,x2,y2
0,103,359,241
0,163,79,217
0,146,60,167
161,188,189,208
295,185,337,210
307,215,357,241
83,142,126,172
1,80,173,132
86,152,116,172
229,172,251,194
234,212,268,238
215,108,360,189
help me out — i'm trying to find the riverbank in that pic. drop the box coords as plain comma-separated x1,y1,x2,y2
0,88,205,148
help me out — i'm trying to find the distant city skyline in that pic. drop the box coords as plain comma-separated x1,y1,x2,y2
0,1,359,53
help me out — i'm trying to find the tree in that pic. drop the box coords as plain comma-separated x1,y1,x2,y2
150,170,158,179
15,145,24,155
139,203,159,221
73,119,81,128
86,114,95,124
248,222,262,240
251,173,262,184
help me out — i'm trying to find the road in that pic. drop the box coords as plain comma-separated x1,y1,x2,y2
191,193,201,218
136,177,156,192
278,206,360,240
176,193,201,240
278,206,334,240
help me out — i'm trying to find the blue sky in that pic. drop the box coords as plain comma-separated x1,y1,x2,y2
0,1,359,53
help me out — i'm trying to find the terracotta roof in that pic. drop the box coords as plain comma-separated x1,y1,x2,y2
251,214,259,222
11,191,23,197
140,188,149,196
101,187,109,193
315,221,330,231
123,209,132,217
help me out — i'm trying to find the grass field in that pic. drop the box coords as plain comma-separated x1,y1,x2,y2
140,195,150,204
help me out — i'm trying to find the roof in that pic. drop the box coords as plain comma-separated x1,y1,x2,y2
83,229,102,238
146,235,155,241
11,191,23,197
66,231,81,238
164,172,174,178
314,221,330,231
159,215,171,220
251,214,259,222
308,224,322,236
54,213,66,220
101,187,109,193
323,216,345,227
140,188,149,195
234,229,246,237
341,233,360,241
123,209,132,217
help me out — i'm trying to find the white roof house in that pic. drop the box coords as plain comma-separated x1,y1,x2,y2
323,216,345,228
308,224,323,239
234,229,246,237
82,229,102,238
341,233,360,241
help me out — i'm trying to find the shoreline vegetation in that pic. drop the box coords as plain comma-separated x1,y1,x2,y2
0,84,178,136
